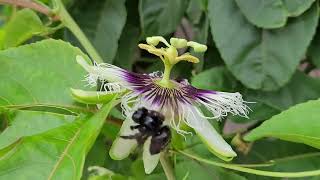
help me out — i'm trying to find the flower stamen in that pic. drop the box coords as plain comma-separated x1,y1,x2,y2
138,36,207,88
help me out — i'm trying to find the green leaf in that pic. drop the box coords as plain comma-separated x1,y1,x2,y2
191,66,238,91
113,24,140,70
283,0,316,17
0,101,115,179
0,39,91,108
0,110,76,150
139,0,188,37
235,0,315,28
0,9,48,49
247,72,320,110
245,99,320,149
208,0,319,91
69,0,127,62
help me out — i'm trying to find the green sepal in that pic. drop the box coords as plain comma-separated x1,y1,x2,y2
70,88,117,104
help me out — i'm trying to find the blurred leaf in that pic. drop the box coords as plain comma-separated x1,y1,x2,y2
69,0,127,62
113,0,140,70
247,72,320,110
235,0,315,28
175,154,247,180
230,101,279,123
308,26,320,68
0,9,48,49
190,67,278,124
186,0,206,24
232,71,320,123
236,139,320,180
245,99,320,149
175,141,246,180
0,39,91,108
192,15,209,72
208,0,318,91
113,25,140,70
0,110,76,150
130,159,165,180
191,66,238,91
101,121,120,140
0,5,13,26
237,139,317,163
139,0,188,37
0,102,114,179
202,35,225,70
82,136,108,179
87,166,127,180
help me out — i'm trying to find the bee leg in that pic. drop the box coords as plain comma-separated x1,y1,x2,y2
137,134,149,145
120,134,137,140
120,132,148,145
130,124,141,130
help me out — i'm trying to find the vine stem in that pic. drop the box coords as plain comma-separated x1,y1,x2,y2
178,150,320,178
0,0,59,20
0,0,103,63
160,153,176,180
52,0,103,63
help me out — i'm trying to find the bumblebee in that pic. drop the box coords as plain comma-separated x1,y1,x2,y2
121,107,171,154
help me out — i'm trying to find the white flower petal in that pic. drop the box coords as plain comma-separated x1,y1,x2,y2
76,55,126,83
143,137,160,174
196,91,249,120
109,117,138,160
185,105,237,161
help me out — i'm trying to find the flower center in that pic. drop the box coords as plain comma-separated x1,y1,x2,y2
138,36,207,88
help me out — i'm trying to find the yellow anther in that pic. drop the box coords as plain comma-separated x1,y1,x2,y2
146,36,170,47
170,38,187,48
187,41,207,53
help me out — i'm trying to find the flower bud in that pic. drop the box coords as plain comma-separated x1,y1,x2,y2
70,88,116,104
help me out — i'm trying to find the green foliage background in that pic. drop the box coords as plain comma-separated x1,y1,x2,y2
0,0,320,179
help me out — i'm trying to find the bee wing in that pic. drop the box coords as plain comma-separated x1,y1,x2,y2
150,127,171,155
150,135,165,155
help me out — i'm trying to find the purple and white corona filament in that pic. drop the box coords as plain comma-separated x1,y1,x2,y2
76,36,250,173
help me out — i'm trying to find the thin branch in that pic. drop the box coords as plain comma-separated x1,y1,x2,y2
0,0,59,20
